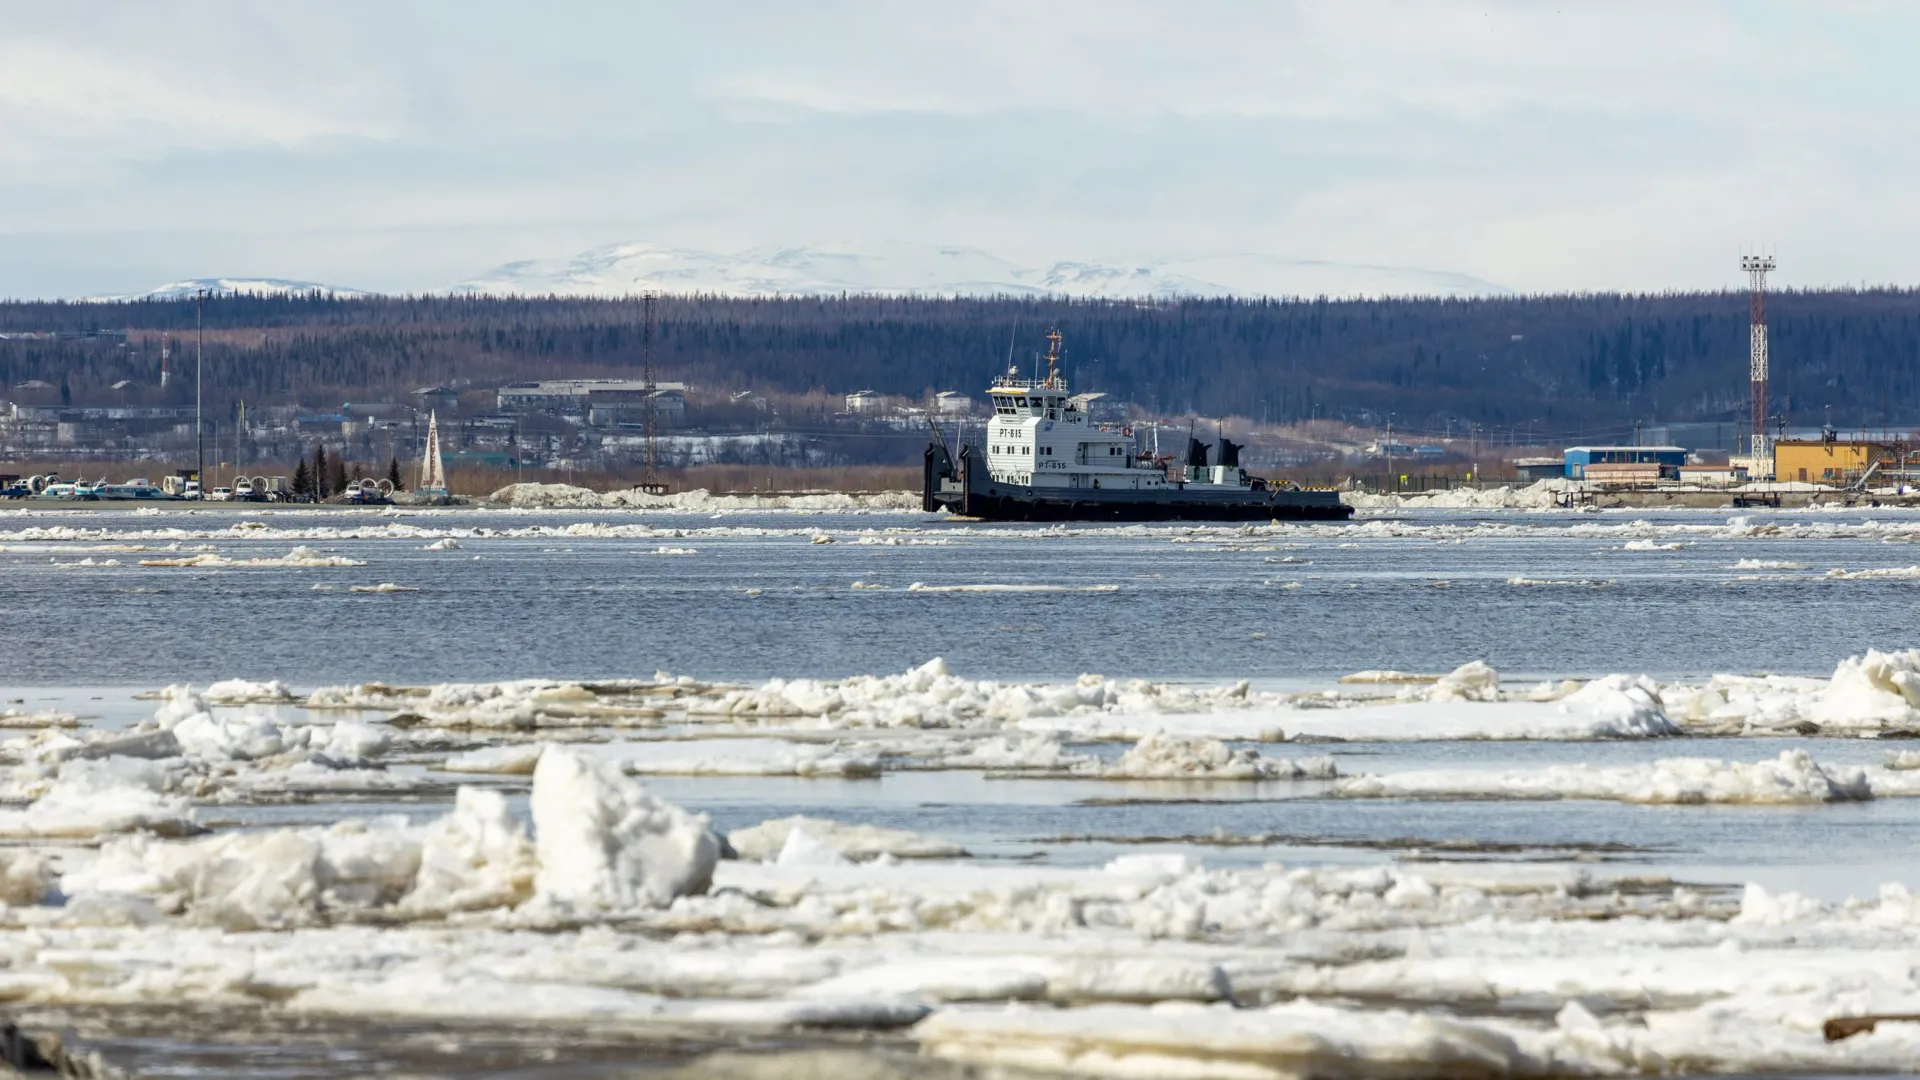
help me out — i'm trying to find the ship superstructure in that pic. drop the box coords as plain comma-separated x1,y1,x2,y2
925,329,1349,521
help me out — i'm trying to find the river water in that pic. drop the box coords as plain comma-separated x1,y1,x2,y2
3,503,1920,1077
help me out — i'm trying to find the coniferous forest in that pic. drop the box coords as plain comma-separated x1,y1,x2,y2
2,290,1918,431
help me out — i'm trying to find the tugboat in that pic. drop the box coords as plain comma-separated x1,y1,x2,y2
923,330,1351,522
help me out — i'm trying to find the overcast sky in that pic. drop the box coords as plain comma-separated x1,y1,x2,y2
3,1,1915,298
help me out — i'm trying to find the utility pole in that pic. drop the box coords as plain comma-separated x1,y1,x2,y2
195,290,206,498
641,291,666,494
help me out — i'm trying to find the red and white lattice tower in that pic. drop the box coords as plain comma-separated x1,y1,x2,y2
1741,254,1776,465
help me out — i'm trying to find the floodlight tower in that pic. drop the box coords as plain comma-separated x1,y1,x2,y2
1741,254,1776,468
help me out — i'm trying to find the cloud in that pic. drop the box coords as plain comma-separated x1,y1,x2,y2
0,1,1917,297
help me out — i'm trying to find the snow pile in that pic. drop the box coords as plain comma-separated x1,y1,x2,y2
1337,750,1872,805
529,748,720,911
729,816,967,862
488,483,919,512
0,758,198,837
64,787,535,927
1104,734,1336,781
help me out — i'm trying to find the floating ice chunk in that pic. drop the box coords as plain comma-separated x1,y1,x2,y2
530,747,719,911
915,1000,1542,1079
609,739,881,778
906,582,1119,593
1337,750,1871,805
138,544,364,568
645,546,699,555
0,758,197,838
171,712,287,760
1887,749,1920,771
1732,882,1828,926
1105,733,1335,781
1405,661,1499,703
422,537,462,550
1554,675,1680,737
1507,576,1612,587
443,742,547,775
774,827,852,868
403,787,538,915
154,685,210,726
349,583,419,593
320,720,392,760
1621,540,1682,550
201,678,296,703
1338,670,1439,685
942,733,1096,771
1827,566,1920,580
64,786,533,927
1731,558,1807,570
0,709,78,729
1811,649,1920,729
729,816,967,862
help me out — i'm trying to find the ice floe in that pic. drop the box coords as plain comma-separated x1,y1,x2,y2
1337,749,1876,804
489,482,921,512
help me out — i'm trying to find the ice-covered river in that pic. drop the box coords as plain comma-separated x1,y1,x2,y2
5,502,1920,1077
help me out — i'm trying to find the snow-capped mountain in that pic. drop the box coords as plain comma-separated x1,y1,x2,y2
456,242,1510,300
84,278,369,302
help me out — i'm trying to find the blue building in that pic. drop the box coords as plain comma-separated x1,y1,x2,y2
1563,445,1687,479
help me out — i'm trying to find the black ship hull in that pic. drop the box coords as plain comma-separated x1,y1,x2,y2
923,443,1351,522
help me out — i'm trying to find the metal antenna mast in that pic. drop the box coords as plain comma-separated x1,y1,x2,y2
1741,254,1776,470
641,292,665,494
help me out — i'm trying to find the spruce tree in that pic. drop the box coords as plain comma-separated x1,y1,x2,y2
292,459,311,499
313,446,328,499
387,456,402,488
329,455,348,496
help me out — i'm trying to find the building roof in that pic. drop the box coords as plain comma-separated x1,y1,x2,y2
1564,445,1686,454
499,379,687,394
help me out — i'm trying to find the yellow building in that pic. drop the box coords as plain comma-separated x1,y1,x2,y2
1772,440,1895,485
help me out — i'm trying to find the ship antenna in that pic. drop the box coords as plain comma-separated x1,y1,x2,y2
1005,318,1019,371
1044,327,1063,388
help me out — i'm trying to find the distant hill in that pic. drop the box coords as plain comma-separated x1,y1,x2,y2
454,241,1512,300
83,278,369,303
6,289,1918,438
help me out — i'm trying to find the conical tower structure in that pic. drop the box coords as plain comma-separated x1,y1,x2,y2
418,411,448,495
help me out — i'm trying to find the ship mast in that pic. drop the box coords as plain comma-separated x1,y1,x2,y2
1043,328,1063,389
